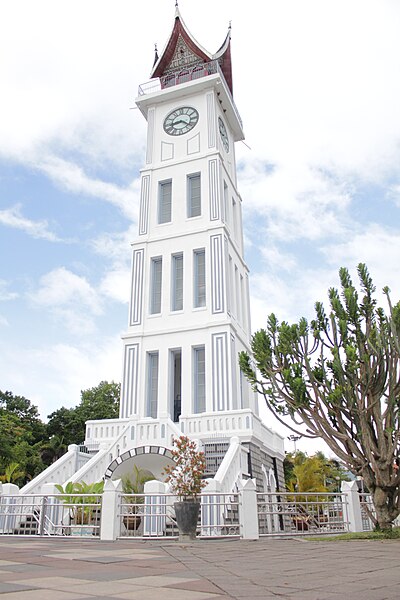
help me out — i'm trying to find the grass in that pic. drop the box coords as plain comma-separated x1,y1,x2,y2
306,527,400,541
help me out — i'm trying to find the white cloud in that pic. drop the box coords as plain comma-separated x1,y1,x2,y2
240,160,351,243
0,280,18,301
29,267,103,334
37,156,140,222
0,315,9,327
30,267,101,313
0,204,61,242
321,225,400,300
99,269,130,305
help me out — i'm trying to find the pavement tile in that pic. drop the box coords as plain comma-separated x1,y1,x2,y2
0,583,37,593
113,590,227,600
120,575,200,587
0,591,84,600
165,578,226,594
7,576,96,590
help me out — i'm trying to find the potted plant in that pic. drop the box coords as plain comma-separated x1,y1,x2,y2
163,435,207,541
121,465,154,531
55,481,104,534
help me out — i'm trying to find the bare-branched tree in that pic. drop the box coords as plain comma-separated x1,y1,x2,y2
239,264,400,530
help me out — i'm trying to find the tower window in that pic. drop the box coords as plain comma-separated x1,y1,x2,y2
146,352,159,418
170,349,182,422
158,179,172,224
187,173,201,218
150,256,162,314
223,180,229,225
171,253,183,311
193,345,206,413
193,249,206,308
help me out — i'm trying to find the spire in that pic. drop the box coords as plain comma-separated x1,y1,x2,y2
153,43,159,67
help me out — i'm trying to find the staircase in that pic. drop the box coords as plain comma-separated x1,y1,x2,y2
13,508,40,535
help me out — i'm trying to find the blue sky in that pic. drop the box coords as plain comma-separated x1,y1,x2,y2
1,0,400,454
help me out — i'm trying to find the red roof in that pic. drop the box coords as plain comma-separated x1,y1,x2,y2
151,9,233,95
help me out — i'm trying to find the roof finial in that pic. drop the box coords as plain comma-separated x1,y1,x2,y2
175,0,178,6
229,20,232,29
153,43,159,67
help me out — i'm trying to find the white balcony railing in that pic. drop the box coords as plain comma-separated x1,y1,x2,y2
137,59,243,129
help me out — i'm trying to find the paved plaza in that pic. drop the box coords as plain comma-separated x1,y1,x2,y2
0,537,399,600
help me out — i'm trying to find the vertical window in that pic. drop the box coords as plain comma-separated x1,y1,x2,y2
240,274,246,329
194,249,206,308
229,255,235,316
235,265,240,322
232,197,238,238
231,335,238,409
193,346,206,413
158,180,172,224
223,181,229,225
146,352,159,418
150,257,162,314
171,253,183,311
170,349,182,422
187,173,201,218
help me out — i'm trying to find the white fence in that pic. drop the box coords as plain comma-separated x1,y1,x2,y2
119,492,240,539
3,479,397,540
0,493,102,537
257,492,348,537
0,480,356,540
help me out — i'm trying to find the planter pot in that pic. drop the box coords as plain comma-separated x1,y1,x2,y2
174,501,200,541
123,514,141,531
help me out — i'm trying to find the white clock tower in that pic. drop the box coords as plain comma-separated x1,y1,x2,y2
83,5,285,490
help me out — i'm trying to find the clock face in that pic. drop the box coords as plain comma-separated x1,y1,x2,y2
218,117,229,152
163,106,199,136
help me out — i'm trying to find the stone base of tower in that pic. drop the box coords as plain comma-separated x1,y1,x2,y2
17,412,284,497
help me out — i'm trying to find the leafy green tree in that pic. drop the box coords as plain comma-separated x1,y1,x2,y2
47,381,120,446
0,392,46,482
0,390,46,444
240,264,400,530
38,435,67,466
0,462,25,485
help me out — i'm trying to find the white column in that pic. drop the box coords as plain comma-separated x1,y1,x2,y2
202,478,222,536
100,479,122,541
143,480,168,536
341,480,363,533
0,484,19,534
238,478,259,540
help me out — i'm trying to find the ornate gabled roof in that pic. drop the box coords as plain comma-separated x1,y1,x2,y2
151,6,233,94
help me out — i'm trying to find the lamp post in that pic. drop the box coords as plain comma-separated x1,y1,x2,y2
287,435,301,453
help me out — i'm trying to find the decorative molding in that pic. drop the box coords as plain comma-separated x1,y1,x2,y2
212,332,228,411
138,175,150,235
225,238,231,316
208,158,220,221
230,334,238,410
210,233,225,314
207,92,216,148
120,343,139,419
129,248,144,325
161,141,174,161
105,445,173,478
146,108,155,164
187,132,200,154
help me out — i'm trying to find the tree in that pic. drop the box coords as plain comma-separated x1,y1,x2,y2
47,381,120,446
240,264,400,530
0,392,46,481
284,451,349,494
0,462,25,485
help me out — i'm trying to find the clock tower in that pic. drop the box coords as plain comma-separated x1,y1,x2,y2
84,5,285,491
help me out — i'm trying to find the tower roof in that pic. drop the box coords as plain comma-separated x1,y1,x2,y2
151,5,233,94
